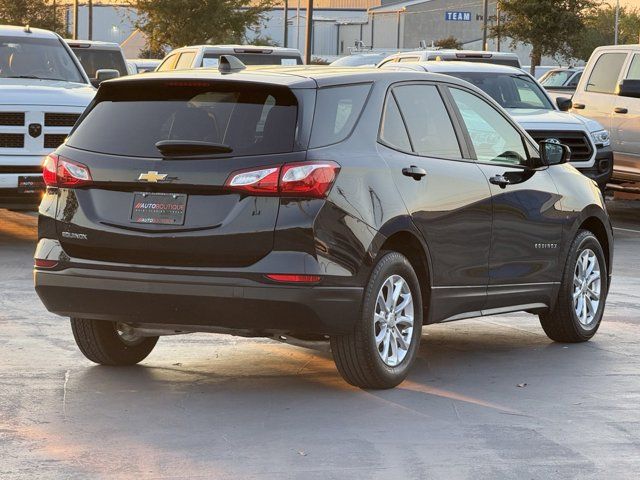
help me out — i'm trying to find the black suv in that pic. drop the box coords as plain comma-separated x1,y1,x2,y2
35,63,613,389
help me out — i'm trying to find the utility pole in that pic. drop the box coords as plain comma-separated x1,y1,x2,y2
283,0,289,47
296,0,301,49
614,0,620,45
482,0,489,51
304,0,314,64
73,0,79,40
496,4,501,52
88,0,93,40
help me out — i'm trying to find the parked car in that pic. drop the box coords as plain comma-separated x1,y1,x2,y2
540,67,584,101
571,45,640,191
34,61,612,389
330,52,394,67
65,40,128,87
381,61,613,190
378,49,521,68
0,25,94,210
156,45,303,71
127,58,161,74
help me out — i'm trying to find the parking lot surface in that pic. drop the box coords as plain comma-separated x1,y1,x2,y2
1,200,639,479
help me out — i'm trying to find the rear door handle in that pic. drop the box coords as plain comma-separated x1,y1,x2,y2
489,174,511,189
402,165,427,181
614,107,628,114
573,103,585,109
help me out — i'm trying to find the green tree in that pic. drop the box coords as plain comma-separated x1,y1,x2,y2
570,5,640,61
491,0,597,74
0,0,67,35
434,36,463,50
135,0,274,52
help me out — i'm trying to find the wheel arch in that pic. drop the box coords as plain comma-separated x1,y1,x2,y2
578,215,612,284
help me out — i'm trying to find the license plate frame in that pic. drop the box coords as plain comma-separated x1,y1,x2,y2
131,192,187,225
18,175,45,194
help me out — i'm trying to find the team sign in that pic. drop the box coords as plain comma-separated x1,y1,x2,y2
444,11,472,21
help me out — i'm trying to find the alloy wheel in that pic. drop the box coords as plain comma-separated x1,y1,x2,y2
573,249,601,328
373,275,414,367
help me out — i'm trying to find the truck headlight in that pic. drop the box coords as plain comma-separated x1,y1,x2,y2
591,129,610,147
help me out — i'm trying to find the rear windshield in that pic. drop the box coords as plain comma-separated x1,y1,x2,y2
67,82,300,158
202,53,303,67
0,35,85,83
71,48,128,78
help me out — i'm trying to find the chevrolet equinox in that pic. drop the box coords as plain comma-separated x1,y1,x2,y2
34,62,613,389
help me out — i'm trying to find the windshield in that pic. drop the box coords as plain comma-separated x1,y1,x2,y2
447,72,554,110
331,54,386,67
202,53,302,67
539,70,574,87
71,48,128,78
68,82,300,158
0,35,85,83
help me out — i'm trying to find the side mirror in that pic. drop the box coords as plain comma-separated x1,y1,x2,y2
93,68,120,87
540,140,570,166
556,96,572,111
618,79,640,98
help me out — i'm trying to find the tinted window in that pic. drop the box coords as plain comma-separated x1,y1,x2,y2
586,52,627,94
72,48,128,77
0,35,84,83
568,71,582,87
175,52,196,70
68,83,299,158
626,54,640,80
393,84,462,158
379,95,411,152
450,88,528,166
447,72,553,110
309,84,371,148
202,53,302,67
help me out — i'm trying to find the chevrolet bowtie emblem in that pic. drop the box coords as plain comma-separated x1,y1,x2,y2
138,171,168,183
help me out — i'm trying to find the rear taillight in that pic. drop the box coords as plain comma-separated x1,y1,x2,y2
225,161,340,198
42,153,92,188
34,259,58,269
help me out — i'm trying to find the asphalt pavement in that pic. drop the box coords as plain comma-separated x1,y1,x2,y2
1,200,639,479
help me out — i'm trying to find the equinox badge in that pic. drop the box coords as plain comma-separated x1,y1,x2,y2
138,171,168,183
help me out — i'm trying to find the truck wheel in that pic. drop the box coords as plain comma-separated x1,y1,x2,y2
331,251,423,389
70,318,158,365
539,230,608,342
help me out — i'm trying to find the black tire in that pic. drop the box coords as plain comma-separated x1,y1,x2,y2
70,318,158,365
330,251,423,389
539,230,608,343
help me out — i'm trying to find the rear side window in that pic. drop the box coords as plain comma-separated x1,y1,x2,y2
586,53,627,94
625,54,640,80
68,82,299,158
175,52,196,70
392,84,462,159
157,54,178,71
309,84,371,148
379,95,411,152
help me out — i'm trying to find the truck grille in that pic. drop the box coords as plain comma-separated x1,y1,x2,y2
0,134,24,148
44,134,68,148
44,113,81,127
0,112,25,126
527,130,593,162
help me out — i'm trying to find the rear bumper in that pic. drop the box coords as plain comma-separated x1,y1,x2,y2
34,267,363,336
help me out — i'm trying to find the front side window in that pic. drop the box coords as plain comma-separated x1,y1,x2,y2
392,84,462,159
0,36,85,83
450,88,528,166
585,52,627,94
309,83,371,148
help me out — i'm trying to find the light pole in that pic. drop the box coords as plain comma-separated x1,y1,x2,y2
73,0,79,40
305,0,314,64
482,0,489,51
283,0,289,48
614,0,620,45
88,0,93,40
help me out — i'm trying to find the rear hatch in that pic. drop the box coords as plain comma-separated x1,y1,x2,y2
54,79,311,267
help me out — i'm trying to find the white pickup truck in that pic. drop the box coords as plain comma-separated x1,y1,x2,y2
0,25,95,209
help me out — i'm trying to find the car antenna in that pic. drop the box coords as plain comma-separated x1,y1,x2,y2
218,55,246,74
24,24,31,33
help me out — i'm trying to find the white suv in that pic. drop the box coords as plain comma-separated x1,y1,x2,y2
0,25,95,209
156,45,303,71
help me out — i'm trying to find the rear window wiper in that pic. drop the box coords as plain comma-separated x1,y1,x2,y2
155,140,233,157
